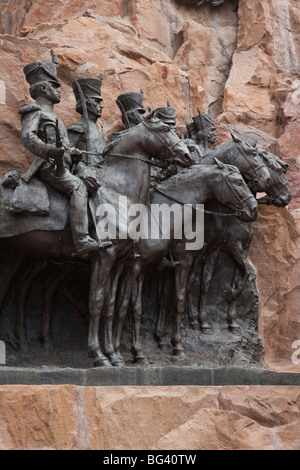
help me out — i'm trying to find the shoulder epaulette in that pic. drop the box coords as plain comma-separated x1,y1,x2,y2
18,103,42,117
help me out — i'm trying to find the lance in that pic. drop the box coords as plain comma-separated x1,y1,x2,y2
73,76,110,249
74,78,92,166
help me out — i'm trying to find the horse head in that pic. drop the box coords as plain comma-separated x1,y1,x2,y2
257,150,291,207
142,112,192,168
229,132,271,192
211,158,258,222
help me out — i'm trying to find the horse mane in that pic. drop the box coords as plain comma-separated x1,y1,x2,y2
202,141,234,162
156,164,216,193
103,128,133,156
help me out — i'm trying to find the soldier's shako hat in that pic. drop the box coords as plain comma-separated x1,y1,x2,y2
155,102,176,125
116,91,145,113
187,109,214,136
23,52,60,87
72,76,103,106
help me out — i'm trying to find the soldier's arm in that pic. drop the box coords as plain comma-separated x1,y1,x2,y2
19,106,56,160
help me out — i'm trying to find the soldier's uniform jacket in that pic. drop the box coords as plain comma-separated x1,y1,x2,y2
67,121,107,168
19,102,74,180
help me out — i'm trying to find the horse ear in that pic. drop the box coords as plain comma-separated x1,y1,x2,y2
145,109,155,121
230,131,243,144
213,157,226,169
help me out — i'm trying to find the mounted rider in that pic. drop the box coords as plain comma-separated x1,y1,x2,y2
151,102,178,185
186,109,217,161
18,52,104,257
116,89,146,129
154,101,177,131
67,75,112,249
68,75,108,168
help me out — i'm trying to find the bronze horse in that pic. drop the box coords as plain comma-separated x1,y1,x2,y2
111,159,258,364
155,149,291,351
187,149,291,334
0,113,191,366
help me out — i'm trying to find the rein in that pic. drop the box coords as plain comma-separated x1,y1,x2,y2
151,184,242,217
106,152,169,169
100,120,185,169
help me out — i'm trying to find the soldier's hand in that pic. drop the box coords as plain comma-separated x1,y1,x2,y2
84,176,101,194
47,146,65,162
71,148,83,163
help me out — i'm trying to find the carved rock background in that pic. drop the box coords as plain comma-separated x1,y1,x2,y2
0,0,299,369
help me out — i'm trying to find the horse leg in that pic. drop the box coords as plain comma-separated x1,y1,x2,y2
14,261,47,351
155,270,171,350
103,263,124,366
131,271,148,364
171,261,191,356
198,247,220,334
226,242,250,334
40,264,71,350
88,253,115,367
186,254,203,330
0,251,25,312
113,261,142,362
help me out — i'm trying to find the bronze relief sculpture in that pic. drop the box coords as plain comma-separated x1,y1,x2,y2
0,51,291,370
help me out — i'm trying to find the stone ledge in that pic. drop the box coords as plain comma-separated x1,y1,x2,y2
0,365,299,386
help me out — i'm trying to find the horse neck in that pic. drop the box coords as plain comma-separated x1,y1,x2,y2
101,125,153,205
152,167,213,206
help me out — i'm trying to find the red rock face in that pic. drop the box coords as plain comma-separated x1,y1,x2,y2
0,385,299,450
0,0,299,449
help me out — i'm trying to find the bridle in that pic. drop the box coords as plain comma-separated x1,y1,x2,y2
141,119,185,163
257,180,290,205
151,169,253,218
102,120,185,170
218,170,255,216
231,144,267,190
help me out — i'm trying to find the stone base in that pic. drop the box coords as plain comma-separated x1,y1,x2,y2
0,365,300,386
0,382,299,450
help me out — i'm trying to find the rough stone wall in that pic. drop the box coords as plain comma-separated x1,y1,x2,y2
0,385,299,450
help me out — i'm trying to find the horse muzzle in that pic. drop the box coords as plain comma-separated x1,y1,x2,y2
238,197,258,222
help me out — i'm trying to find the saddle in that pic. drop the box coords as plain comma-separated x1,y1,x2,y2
2,170,51,216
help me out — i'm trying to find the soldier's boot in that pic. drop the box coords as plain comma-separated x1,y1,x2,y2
70,188,111,256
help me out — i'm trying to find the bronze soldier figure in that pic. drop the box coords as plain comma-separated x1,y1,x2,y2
67,75,112,248
186,109,217,161
154,102,177,131
116,89,146,129
68,75,107,168
19,53,102,257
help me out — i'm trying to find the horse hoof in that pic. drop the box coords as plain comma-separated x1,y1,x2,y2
199,322,212,335
190,321,200,331
229,326,241,336
94,357,112,367
110,354,125,367
173,348,185,357
134,355,149,365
